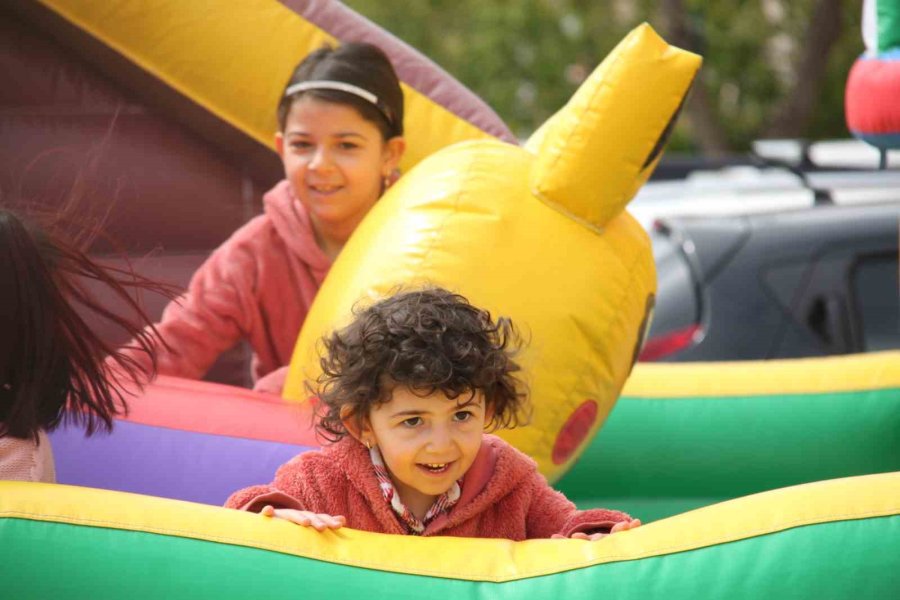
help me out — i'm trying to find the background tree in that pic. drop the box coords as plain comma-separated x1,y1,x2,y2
345,0,862,155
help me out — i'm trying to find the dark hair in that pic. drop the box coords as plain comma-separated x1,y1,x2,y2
0,208,169,442
277,42,404,139
314,287,529,441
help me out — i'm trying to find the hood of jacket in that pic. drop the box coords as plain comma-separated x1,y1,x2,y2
263,180,330,282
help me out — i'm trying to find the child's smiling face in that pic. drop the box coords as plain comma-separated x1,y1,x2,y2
359,387,490,520
275,96,403,243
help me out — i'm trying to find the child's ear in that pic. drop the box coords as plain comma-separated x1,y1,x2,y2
274,132,286,158
381,136,406,176
340,405,373,445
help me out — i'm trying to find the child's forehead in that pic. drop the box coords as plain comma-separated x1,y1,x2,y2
283,96,375,133
382,386,483,409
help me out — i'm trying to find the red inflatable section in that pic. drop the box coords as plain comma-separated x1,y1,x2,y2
123,375,319,445
845,56,900,147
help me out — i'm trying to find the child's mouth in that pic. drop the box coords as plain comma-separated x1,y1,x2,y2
418,462,452,474
307,184,342,196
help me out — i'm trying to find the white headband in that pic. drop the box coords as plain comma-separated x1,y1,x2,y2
284,80,378,106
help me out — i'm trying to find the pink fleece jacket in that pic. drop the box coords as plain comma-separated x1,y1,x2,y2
225,434,631,539
129,181,331,390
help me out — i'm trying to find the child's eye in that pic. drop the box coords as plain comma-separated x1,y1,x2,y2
289,140,313,150
453,411,473,423
338,141,359,150
401,416,423,428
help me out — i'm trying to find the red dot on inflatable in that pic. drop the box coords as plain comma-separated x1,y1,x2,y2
551,399,599,465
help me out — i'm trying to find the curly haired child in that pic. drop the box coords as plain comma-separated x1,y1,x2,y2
226,287,640,540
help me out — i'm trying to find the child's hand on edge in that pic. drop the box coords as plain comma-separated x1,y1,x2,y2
552,519,642,541
260,505,346,531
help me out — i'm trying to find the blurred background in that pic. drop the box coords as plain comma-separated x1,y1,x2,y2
347,0,859,154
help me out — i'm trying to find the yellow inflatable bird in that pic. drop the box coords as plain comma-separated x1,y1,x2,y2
285,24,701,483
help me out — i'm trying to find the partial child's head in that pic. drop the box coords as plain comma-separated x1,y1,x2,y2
275,43,406,247
277,42,404,140
315,287,529,441
0,208,164,442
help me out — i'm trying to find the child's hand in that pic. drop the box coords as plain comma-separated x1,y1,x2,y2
260,505,346,531
553,518,642,541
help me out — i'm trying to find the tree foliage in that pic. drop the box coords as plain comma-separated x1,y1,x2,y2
344,0,863,154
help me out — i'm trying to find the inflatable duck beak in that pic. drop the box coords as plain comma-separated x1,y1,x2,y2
526,23,701,231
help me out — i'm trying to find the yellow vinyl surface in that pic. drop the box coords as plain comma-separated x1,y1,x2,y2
623,351,900,398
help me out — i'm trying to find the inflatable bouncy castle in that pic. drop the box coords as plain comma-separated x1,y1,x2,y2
3,351,898,598
2,1,899,598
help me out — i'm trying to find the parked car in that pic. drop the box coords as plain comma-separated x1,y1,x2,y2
638,162,900,362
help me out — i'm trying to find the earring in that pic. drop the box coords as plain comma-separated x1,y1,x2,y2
382,168,401,191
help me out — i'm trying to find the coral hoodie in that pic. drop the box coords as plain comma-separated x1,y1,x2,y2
225,434,631,539
126,181,331,390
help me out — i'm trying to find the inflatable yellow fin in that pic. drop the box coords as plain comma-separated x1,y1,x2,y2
527,24,701,230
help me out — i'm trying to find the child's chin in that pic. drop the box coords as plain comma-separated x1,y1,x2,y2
413,472,454,491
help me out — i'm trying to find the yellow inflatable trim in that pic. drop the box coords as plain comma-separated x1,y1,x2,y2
37,0,497,171
3,474,897,583
624,351,900,398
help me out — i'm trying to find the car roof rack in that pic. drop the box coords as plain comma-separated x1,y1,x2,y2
751,139,833,205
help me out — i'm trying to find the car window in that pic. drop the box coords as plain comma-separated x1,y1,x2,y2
851,254,900,351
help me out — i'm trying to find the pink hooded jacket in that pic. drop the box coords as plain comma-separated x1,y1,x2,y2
129,181,331,391
225,434,631,539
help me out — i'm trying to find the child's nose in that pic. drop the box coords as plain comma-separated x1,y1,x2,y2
308,147,333,171
426,425,453,452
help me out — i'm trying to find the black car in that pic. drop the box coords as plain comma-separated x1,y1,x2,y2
640,196,900,361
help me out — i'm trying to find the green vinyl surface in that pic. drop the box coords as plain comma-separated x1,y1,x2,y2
559,388,900,521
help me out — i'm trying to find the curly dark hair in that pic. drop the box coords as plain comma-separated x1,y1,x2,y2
314,287,530,441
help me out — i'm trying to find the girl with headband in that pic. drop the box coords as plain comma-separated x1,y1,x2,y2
123,43,406,393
